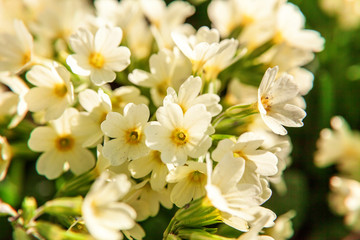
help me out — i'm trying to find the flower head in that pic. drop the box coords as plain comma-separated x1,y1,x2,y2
257,66,306,135
24,62,74,121
164,75,222,116
0,20,33,74
101,103,150,166
28,108,95,179
67,26,131,86
83,172,136,240
145,103,212,166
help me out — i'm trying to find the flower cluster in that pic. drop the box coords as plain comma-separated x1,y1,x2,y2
315,116,360,231
0,0,323,239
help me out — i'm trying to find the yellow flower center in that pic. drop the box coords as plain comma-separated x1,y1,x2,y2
273,31,284,45
89,52,105,69
98,111,108,124
241,14,254,26
22,51,31,66
261,96,271,112
171,128,189,146
55,135,75,152
190,171,206,183
233,150,247,160
53,84,68,98
126,128,142,144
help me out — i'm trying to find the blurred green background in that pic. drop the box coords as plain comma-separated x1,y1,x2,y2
1,0,360,239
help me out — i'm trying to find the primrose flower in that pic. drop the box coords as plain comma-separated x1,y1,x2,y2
101,103,150,166
129,49,192,106
257,66,306,135
67,26,131,86
0,20,33,74
145,103,212,166
72,88,112,147
212,132,278,178
128,150,169,191
172,26,221,73
164,75,222,116
273,3,325,52
166,161,207,207
125,179,172,221
0,136,12,181
140,0,195,49
205,154,275,232
0,74,29,128
108,86,149,114
28,108,95,179
83,172,136,240
24,63,74,121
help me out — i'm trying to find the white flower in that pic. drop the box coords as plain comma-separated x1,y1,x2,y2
128,150,169,191
273,3,324,52
166,161,207,207
329,176,360,230
314,116,360,178
129,49,192,106
164,75,222,116
202,38,239,81
140,0,195,49
320,0,360,29
67,26,131,86
0,136,12,181
108,85,149,114
0,20,33,74
95,0,153,59
172,26,221,73
0,74,29,128
30,0,92,41
212,132,278,177
83,172,136,240
145,103,212,166
257,66,306,135
28,108,95,179
124,179,172,221
265,210,296,240
205,154,275,232
24,63,74,121
208,0,278,37
72,88,112,147
101,103,150,166
237,213,275,240
258,44,316,95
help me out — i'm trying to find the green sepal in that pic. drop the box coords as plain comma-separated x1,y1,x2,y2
13,227,32,240
35,221,93,240
43,196,83,217
55,169,99,197
21,197,37,226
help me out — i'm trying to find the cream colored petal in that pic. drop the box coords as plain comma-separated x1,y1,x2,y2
36,150,65,179
102,138,129,166
91,69,116,86
67,148,95,175
28,127,57,152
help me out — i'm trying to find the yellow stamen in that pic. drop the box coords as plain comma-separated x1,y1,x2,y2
273,31,284,45
126,128,142,144
22,51,31,66
261,96,271,112
233,150,247,160
53,84,67,98
89,52,105,68
241,14,254,26
190,171,206,183
171,128,189,146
